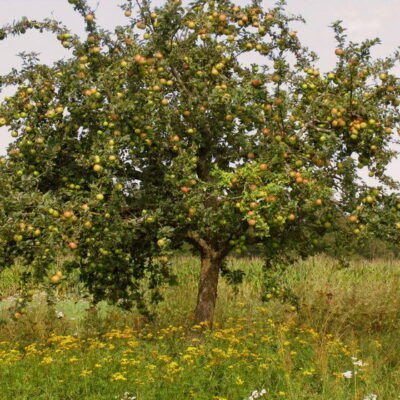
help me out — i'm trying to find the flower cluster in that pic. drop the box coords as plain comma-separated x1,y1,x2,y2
115,392,136,400
243,388,267,400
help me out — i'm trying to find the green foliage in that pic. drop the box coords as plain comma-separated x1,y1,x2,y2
0,0,399,317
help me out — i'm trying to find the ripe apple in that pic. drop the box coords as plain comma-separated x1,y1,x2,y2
271,74,281,82
50,274,61,283
85,14,95,22
265,196,277,202
180,186,190,193
250,80,262,87
335,48,344,56
68,242,78,249
124,10,132,17
63,210,73,219
248,219,257,226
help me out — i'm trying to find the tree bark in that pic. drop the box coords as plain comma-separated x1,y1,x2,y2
193,252,221,329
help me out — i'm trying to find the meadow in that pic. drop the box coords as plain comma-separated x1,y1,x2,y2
1,255,400,400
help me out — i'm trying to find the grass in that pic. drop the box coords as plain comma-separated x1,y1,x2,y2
0,255,400,399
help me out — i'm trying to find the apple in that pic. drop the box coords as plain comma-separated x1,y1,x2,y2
124,10,132,17
335,48,344,56
180,186,190,193
50,274,61,283
63,210,73,219
250,80,262,87
248,219,257,226
265,196,277,202
95,193,104,200
85,14,95,22
271,74,281,82
157,239,166,247
68,241,78,249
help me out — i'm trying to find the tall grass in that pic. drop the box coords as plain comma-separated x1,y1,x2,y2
1,255,400,340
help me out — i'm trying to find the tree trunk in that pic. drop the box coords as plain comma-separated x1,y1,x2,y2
193,252,221,329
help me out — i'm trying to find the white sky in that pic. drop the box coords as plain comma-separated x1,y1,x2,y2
0,0,399,181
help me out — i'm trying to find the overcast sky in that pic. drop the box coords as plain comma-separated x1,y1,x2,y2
0,0,399,181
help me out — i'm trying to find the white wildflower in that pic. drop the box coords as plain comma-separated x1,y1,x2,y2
363,394,377,400
55,310,64,319
245,389,267,400
353,360,368,367
342,370,353,378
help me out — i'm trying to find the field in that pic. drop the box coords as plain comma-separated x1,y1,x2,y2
1,255,400,400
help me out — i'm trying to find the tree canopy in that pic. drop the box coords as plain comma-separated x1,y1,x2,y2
0,0,399,326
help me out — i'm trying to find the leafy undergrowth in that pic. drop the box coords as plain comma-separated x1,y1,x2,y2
1,255,400,399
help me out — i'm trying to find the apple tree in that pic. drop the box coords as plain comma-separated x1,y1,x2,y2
0,0,399,326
